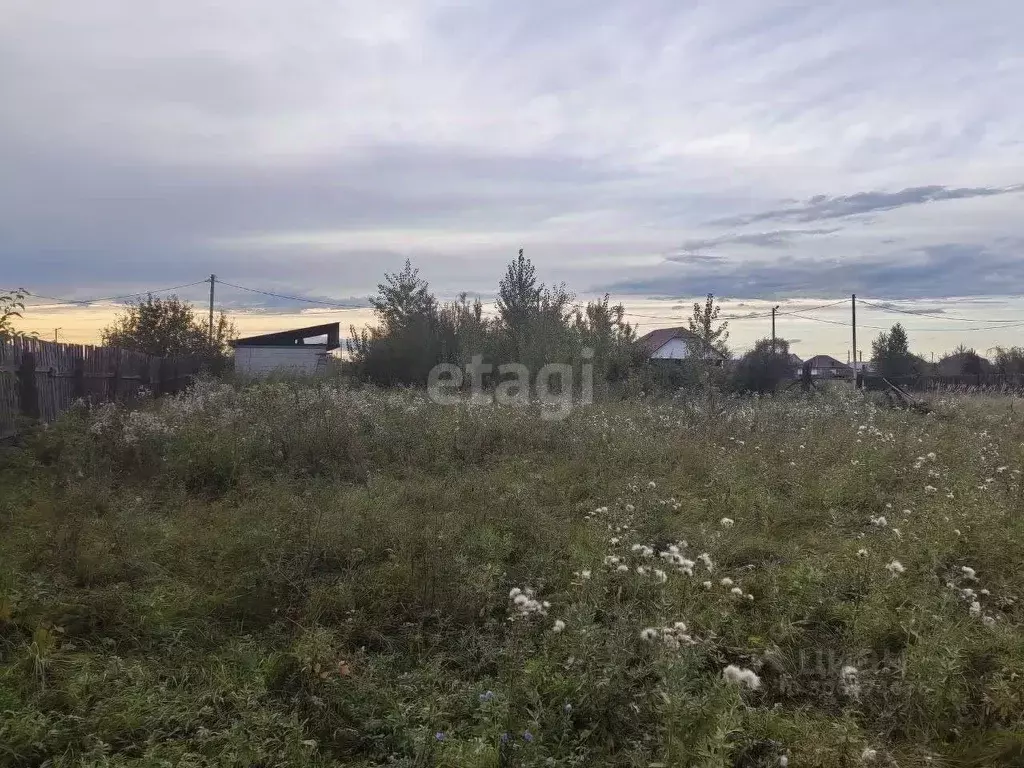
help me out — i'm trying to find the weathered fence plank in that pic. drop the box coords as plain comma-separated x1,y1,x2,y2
0,337,203,438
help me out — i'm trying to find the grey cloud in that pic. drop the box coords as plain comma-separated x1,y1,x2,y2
714,185,1024,226
602,242,1024,300
676,227,841,253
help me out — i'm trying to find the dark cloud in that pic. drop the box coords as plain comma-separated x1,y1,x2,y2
675,227,841,253
713,185,1024,226
602,242,1024,299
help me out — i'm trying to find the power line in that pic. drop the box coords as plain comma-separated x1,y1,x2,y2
859,299,1019,323
8,280,209,308
215,280,367,309
627,299,849,323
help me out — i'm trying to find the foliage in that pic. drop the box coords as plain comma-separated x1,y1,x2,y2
0,288,30,341
871,323,920,378
348,252,639,391
4,384,1024,766
939,345,989,376
991,347,1024,376
730,337,793,393
101,294,236,370
686,294,730,360
348,262,447,385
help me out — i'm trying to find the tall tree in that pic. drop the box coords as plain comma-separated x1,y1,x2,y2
369,259,438,335
348,260,444,385
871,323,916,378
687,294,730,359
496,249,543,337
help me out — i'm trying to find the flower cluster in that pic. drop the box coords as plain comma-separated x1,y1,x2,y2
640,621,695,650
508,587,549,619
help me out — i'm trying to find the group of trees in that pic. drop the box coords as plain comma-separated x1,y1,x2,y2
347,251,641,390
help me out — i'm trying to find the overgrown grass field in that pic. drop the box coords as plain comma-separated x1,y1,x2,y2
2,382,1024,767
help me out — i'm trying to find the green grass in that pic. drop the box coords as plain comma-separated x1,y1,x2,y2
2,381,1024,767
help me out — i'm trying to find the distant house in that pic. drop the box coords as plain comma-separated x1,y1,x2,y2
637,327,727,364
230,322,340,378
805,354,854,379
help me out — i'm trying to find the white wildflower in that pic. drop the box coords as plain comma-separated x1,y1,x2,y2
720,577,734,587
983,615,997,628
698,553,714,571
579,570,592,580
780,756,789,767
720,517,735,528
648,481,657,489
625,504,635,513
722,664,761,689
552,619,566,634
653,569,668,584
961,566,977,580
840,665,860,697
616,564,629,572
886,560,906,577
870,516,887,528
730,586,743,596
640,628,660,642
857,548,869,558
924,485,937,493
702,581,713,590
969,601,982,618
861,747,878,762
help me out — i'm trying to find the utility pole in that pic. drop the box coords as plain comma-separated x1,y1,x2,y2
851,293,857,372
771,305,779,353
54,328,61,343
208,274,216,343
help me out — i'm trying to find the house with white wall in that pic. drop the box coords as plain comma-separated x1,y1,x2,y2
230,322,340,378
637,327,727,363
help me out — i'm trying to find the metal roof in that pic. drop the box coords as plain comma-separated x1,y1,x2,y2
230,322,341,351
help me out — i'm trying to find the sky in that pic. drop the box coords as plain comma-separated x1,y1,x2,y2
2,1,1023,356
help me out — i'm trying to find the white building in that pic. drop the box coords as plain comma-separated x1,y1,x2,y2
637,326,727,363
230,323,340,378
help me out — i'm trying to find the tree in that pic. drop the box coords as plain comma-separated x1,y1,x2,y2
871,323,917,378
0,288,29,341
731,337,793,394
496,249,543,338
101,295,235,368
348,260,444,385
940,344,987,375
687,294,730,359
992,346,1024,375
369,259,438,336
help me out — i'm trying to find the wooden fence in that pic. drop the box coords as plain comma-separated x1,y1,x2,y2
0,337,201,439
864,373,1024,393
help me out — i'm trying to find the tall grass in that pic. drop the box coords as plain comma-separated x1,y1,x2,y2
2,381,1024,766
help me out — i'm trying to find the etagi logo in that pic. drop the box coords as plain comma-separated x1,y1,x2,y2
427,348,594,420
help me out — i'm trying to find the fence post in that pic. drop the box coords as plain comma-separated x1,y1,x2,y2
17,350,40,420
109,353,121,402
73,356,86,400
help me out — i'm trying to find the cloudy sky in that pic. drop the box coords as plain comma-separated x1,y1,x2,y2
2,1,1023,352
